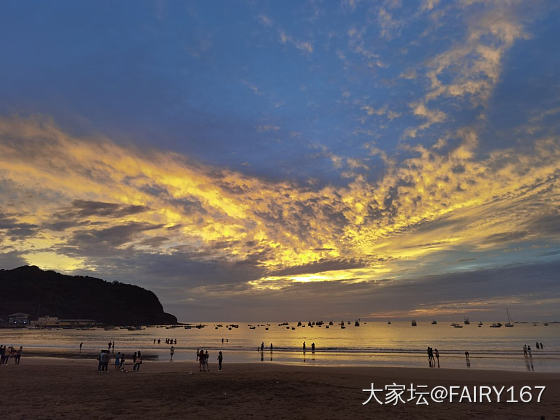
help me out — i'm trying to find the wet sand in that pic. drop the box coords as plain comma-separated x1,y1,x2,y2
1,357,559,419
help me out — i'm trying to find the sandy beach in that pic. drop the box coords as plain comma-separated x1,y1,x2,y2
1,357,558,419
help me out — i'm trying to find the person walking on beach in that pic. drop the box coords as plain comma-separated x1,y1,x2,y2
133,351,142,371
523,344,528,356
218,351,223,371
311,343,315,352
427,347,432,367
80,342,83,352
119,353,126,370
115,352,121,369
97,350,104,371
204,350,210,372
170,345,175,361
261,342,264,352
0,345,5,365
434,348,440,367
199,349,205,371
15,346,22,365
270,343,273,352
303,342,306,352
465,351,470,368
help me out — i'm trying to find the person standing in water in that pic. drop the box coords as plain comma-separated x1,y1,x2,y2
434,348,440,367
218,351,223,371
170,345,175,361
80,342,83,352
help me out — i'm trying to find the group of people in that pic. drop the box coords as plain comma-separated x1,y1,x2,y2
153,338,177,345
426,346,440,367
196,348,223,371
97,349,142,372
0,345,22,365
523,342,544,357
197,349,210,371
259,342,274,352
302,342,316,352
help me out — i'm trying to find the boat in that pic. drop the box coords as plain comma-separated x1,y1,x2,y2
505,308,514,327
411,320,417,326
464,317,470,325
478,321,483,327
387,321,391,324
490,322,502,328
431,320,437,325
544,322,549,326
355,320,360,327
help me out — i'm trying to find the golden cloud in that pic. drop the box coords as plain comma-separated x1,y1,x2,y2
0,116,558,290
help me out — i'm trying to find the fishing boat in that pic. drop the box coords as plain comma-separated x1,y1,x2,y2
431,320,437,324
478,321,483,327
490,322,502,328
411,320,417,326
464,317,470,325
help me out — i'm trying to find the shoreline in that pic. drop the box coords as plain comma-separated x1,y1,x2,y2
11,355,560,376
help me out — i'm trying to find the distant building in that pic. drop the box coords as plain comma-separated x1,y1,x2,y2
30,316,97,328
8,313,30,327
57,319,97,328
31,316,60,328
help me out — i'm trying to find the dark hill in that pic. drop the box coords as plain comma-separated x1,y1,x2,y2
0,266,177,325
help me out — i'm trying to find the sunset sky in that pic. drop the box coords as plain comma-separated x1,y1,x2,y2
1,0,559,321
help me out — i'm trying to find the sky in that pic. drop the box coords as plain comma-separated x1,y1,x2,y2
0,0,559,321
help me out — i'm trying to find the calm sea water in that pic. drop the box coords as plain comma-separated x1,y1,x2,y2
1,321,559,372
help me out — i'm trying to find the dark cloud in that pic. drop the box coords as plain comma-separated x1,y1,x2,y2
0,211,38,239
528,212,560,234
0,251,27,269
45,200,149,231
69,222,164,248
71,200,148,218
482,231,528,244
270,258,368,277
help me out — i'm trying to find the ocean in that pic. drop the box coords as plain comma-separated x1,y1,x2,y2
1,321,558,372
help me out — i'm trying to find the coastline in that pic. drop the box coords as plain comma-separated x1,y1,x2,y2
2,358,559,419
